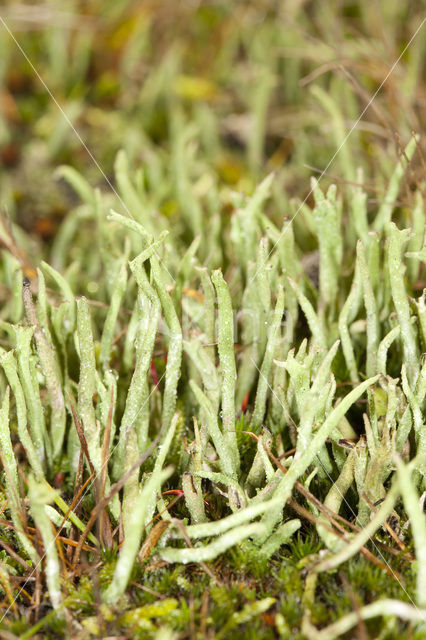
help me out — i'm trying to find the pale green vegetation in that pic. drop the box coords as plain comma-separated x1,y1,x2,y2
0,1,425,639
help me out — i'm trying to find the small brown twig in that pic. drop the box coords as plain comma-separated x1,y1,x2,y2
73,437,159,565
362,492,407,553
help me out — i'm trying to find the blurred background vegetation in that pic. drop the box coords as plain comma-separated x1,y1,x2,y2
1,0,425,250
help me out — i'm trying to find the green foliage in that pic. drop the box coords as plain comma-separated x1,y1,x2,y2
0,1,425,638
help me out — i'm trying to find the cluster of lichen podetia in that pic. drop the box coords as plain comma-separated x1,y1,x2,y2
0,134,425,637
